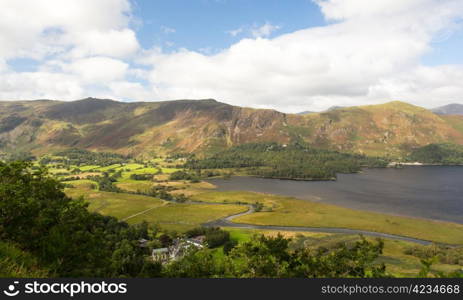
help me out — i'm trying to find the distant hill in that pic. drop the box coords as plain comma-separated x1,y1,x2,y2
296,111,314,115
432,103,463,115
1,98,463,158
325,106,346,112
288,101,463,157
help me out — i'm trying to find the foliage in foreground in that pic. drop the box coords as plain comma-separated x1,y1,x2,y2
0,242,48,277
165,234,387,278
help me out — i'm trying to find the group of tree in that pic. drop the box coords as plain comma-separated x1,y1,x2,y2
4,151,36,162
185,227,234,249
0,161,156,277
54,148,131,167
87,172,122,193
404,244,463,266
169,170,200,182
129,184,188,203
130,173,154,181
186,142,389,180
164,234,388,278
408,143,463,164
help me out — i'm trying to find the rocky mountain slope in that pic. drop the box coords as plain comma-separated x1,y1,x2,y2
1,98,463,158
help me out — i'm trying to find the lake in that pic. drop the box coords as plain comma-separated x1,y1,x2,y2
207,166,463,224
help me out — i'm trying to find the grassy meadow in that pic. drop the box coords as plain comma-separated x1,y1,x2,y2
190,191,463,245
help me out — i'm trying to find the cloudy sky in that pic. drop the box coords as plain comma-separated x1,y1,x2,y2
0,0,462,112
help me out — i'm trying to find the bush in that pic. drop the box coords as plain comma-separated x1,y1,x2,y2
169,171,197,181
129,173,154,181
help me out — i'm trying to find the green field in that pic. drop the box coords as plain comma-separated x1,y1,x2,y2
65,186,165,220
192,191,463,245
127,203,247,231
64,182,247,231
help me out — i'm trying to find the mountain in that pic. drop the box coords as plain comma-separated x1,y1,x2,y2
287,101,463,157
325,106,346,112
0,98,290,157
1,98,463,158
432,103,463,115
296,111,314,115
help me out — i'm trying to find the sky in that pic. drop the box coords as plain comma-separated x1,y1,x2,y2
0,0,462,113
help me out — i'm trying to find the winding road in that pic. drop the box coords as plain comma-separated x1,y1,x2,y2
203,205,442,246
125,199,451,246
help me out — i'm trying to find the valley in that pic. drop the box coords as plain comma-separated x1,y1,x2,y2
29,149,463,276
2,98,463,278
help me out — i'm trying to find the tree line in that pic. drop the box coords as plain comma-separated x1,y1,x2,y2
51,148,131,167
408,143,463,164
186,142,389,180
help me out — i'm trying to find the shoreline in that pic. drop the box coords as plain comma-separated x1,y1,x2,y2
206,169,463,225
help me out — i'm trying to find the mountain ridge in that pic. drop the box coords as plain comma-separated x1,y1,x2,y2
1,98,463,158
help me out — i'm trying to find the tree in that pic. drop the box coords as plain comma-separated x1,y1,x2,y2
0,161,153,277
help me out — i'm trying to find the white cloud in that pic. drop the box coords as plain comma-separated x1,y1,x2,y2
161,26,176,34
0,0,463,112
0,0,137,100
0,72,84,100
137,0,463,112
0,0,136,60
67,29,139,59
251,22,281,38
227,22,280,38
66,57,129,83
227,27,244,37
108,81,159,101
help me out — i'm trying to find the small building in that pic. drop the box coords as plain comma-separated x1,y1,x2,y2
186,235,206,248
151,236,206,264
138,238,149,248
151,247,169,263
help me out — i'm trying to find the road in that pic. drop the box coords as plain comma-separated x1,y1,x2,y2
203,205,440,246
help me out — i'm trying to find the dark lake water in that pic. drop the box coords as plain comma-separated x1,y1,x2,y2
207,166,463,224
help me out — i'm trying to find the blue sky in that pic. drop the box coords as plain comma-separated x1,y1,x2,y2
422,26,463,66
131,0,463,67
132,0,326,53
1,0,462,112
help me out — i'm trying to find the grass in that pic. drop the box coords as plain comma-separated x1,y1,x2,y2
65,179,96,189
191,190,279,208
114,179,215,196
126,203,248,230
192,191,463,245
65,185,165,220
64,180,247,232
0,242,48,277
160,167,182,174
76,165,101,171
115,180,154,192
